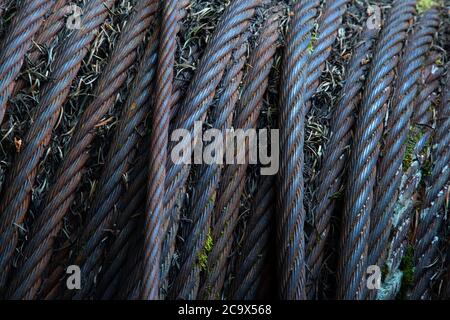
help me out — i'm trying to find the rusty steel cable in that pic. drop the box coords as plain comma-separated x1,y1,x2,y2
0,0,115,296
71,36,159,301
6,1,157,300
73,1,189,300
164,0,261,231
303,0,349,114
0,0,54,125
408,65,450,300
305,27,378,299
170,38,249,300
231,175,275,300
336,0,416,300
13,0,69,95
142,0,179,300
378,56,444,300
277,0,320,300
377,55,443,299
198,12,280,300
369,7,440,275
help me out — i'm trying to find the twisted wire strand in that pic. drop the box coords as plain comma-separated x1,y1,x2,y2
231,175,275,300
5,0,157,300
0,0,55,125
304,0,349,114
13,0,69,95
142,0,178,299
73,36,159,301
198,11,280,300
378,56,443,300
408,65,450,300
369,7,440,273
336,0,417,300
170,38,249,300
0,0,115,293
305,27,378,299
79,1,189,300
277,0,320,300
164,0,261,229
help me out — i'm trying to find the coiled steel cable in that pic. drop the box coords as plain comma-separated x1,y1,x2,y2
164,0,261,230
369,7,439,275
277,0,319,300
170,38,249,300
378,57,444,300
13,0,69,95
0,0,115,296
303,0,349,114
0,0,54,125
73,1,189,300
336,0,416,300
142,0,179,300
198,12,280,300
305,27,378,299
379,41,444,302
231,175,275,300
6,1,157,300
408,65,450,300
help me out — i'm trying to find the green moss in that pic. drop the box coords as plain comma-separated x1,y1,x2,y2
397,245,414,299
308,32,317,54
197,229,214,272
402,129,423,171
416,0,437,13
381,264,389,281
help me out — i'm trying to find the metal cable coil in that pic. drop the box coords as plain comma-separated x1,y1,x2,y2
142,0,179,299
0,0,114,294
378,55,443,300
337,0,416,300
304,0,349,115
5,0,157,300
198,11,280,300
305,26,378,299
277,0,320,300
231,175,275,300
408,64,450,299
13,0,69,95
369,7,440,274
164,0,261,233
0,0,54,125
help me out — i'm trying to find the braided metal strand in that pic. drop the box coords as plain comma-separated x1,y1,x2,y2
0,0,115,296
337,0,417,300
142,0,178,300
198,12,280,300
377,57,443,300
304,0,349,114
0,0,54,125
231,175,275,300
13,0,69,95
305,27,378,299
369,8,440,273
164,0,261,226
170,39,248,300
408,65,450,300
277,0,319,300
6,1,157,300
